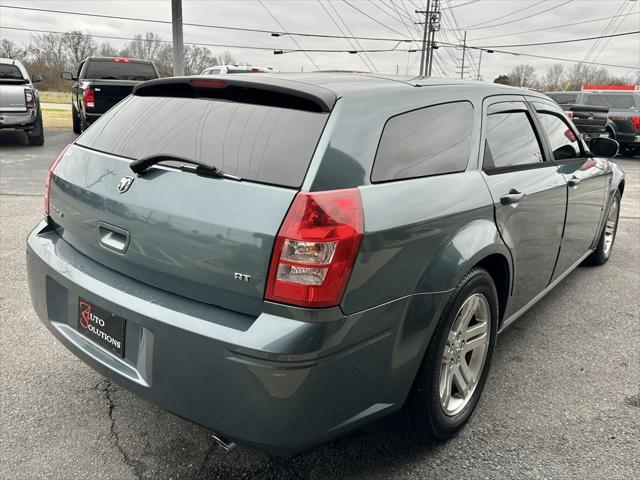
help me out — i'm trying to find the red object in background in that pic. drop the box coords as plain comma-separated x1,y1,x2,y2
630,116,640,131
112,58,131,63
581,85,638,91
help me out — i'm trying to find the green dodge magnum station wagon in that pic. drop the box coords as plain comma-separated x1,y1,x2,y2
27,73,624,454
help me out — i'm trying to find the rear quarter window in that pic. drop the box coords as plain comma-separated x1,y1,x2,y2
76,95,328,188
371,101,474,182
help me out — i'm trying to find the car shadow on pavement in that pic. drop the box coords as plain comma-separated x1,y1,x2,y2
0,129,30,146
195,414,440,480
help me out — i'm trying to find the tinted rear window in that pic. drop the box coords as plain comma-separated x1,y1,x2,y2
76,95,328,188
372,101,473,182
83,60,158,81
0,64,25,81
546,93,578,105
584,93,637,110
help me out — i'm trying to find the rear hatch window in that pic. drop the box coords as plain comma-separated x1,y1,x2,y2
77,95,329,187
83,59,158,81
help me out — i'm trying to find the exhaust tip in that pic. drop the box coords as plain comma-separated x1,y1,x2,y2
211,433,237,452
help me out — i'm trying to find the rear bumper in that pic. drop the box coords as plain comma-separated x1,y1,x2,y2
26,221,444,453
84,112,102,124
0,109,37,128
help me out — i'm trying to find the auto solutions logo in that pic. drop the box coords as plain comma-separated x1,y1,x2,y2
79,301,122,350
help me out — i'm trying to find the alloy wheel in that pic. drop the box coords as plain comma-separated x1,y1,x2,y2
439,293,491,416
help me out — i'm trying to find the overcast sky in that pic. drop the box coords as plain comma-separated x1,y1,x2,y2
1,0,639,81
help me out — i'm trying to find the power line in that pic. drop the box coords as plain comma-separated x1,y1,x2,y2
479,30,640,49
461,0,574,31
257,0,319,70
341,0,410,37
463,0,547,29
0,25,278,51
328,1,379,72
470,11,640,41
317,0,374,72
3,23,638,71
0,4,412,43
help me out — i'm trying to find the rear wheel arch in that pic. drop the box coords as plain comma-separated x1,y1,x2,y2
473,254,510,328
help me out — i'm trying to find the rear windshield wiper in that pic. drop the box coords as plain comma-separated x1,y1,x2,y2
129,154,241,180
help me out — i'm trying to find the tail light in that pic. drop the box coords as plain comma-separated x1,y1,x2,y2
265,189,364,308
84,87,95,109
24,88,35,109
44,145,70,217
630,116,640,131
565,111,574,120
112,57,130,63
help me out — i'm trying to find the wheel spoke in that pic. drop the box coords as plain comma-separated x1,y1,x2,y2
453,366,469,397
463,333,488,353
440,366,453,408
456,294,478,331
459,357,475,385
463,321,487,341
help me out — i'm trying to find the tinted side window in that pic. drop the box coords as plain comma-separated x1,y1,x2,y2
536,112,580,160
484,111,543,169
372,101,473,182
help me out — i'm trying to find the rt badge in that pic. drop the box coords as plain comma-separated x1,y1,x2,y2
117,176,134,194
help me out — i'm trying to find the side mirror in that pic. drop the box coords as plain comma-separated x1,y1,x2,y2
589,137,619,158
61,71,76,81
31,74,42,83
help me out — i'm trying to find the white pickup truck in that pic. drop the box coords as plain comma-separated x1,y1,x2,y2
0,58,44,145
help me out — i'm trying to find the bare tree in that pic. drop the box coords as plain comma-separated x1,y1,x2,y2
28,32,68,69
509,64,537,88
0,39,26,61
184,45,216,75
216,50,235,66
63,31,97,65
542,64,565,91
97,42,118,57
121,32,166,62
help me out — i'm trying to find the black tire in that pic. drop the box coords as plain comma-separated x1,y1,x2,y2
401,267,499,441
72,106,81,134
27,112,45,146
584,190,621,266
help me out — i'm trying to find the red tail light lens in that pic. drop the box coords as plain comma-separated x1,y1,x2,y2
84,88,95,109
24,88,35,108
630,116,640,131
112,57,130,63
44,145,70,217
265,189,364,308
565,111,573,120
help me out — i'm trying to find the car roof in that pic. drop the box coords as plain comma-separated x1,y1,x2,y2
195,71,534,97
0,58,21,66
83,56,154,64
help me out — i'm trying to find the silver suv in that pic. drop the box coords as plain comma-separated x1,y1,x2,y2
0,58,44,145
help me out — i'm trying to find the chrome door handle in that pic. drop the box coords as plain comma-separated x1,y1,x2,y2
500,189,526,205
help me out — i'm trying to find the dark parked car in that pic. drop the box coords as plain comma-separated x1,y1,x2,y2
61,57,159,133
546,89,640,155
0,58,44,145
27,74,624,454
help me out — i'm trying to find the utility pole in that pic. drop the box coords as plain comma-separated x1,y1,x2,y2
460,30,467,79
416,0,431,77
171,0,184,76
426,0,441,77
477,49,483,81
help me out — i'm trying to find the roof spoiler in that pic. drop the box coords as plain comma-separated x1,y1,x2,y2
133,76,337,113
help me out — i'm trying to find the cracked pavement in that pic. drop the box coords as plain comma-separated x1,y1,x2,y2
1,130,639,479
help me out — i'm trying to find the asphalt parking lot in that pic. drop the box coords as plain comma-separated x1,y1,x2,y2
1,128,639,479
